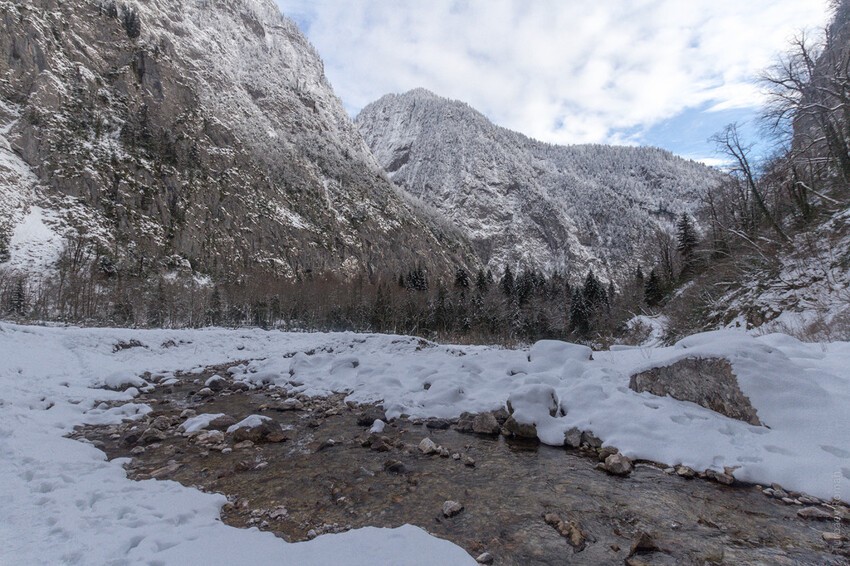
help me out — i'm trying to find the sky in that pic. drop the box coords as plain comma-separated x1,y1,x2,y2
275,0,832,165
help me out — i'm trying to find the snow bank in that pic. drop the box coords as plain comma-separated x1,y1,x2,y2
0,323,477,565
2,321,849,564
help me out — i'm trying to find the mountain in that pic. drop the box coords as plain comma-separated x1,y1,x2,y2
0,0,472,280
356,88,723,279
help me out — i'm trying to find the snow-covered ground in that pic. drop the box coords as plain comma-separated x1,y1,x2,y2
1,322,849,564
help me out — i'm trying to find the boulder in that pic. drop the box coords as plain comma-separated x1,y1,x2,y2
603,453,633,476
418,438,439,454
629,357,761,425
502,416,538,439
472,412,500,435
564,427,582,448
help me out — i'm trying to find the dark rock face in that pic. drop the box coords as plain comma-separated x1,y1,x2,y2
629,357,762,426
0,0,473,279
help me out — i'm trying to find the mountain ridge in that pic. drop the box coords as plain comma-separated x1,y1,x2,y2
356,88,724,280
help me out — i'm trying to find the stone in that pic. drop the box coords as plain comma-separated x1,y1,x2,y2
475,552,494,564
230,381,250,392
675,465,696,479
208,415,238,431
543,513,587,551
149,462,181,479
370,438,392,452
356,407,387,427
580,431,602,448
205,375,226,391
442,500,464,517
195,430,225,445
503,416,538,439
629,357,761,425
180,409,197,419
425,418,451,430
472,412,500,435
603,453,633,476
139,427,167,445
233,440,254,450
439,447,451,458
823,532,845,542
705,469,735,486
231,422,280,443
464,457,476,467
598,446,619,462
279,398,304,411
797,507,834,520
149,415,172,430
197,387,214,398
130,446,146,455
453,412,475,433
564,427,582,448
418,438,438,455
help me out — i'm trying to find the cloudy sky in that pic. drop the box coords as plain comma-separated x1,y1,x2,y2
275,0,831,164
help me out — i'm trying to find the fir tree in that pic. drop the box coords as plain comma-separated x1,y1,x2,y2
500,265,515,297
676,212,699,276
9,279,26,316
207,286,223,326
454,267,470,289
582,270,608,310
644,269,664,307
568,288,589,337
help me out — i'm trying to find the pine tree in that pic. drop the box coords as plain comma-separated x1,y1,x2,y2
500,265,515,297
207,286,223,326
582,270,607,310
9,279,26,316
454,267,470,289
676,212,699,276
644,269,664,307
568,288,589,337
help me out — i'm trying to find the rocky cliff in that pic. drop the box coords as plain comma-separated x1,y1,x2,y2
0,0,472,280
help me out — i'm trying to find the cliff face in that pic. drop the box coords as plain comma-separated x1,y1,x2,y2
357,89,723,279
0,0,473,279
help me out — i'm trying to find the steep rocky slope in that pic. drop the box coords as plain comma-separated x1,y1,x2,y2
0,0,472,280
357,89,723,279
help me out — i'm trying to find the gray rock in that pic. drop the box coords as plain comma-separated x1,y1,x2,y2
503,416,538,439
472,412,500,435
564,427,582,448
197,387,214,398
580,430,602,448
205,375,226,392
629,357,762,426
442,500,464,517
425,418,452,430
797,506,834,520
279,398,304,411
149,415,172,430
453,412,475,433
418,438,438,455
675,465,696,479
139,427,167,445
208,415,238,431
603,453,633,476
475,552,494,564
357,407,387,427
598,446,619,462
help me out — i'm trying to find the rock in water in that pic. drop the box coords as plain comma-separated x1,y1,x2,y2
603,453,633,476
418,438,438,454
472,412,500,435
442,501,464,518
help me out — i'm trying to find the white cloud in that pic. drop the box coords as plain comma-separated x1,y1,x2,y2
276,0,831,145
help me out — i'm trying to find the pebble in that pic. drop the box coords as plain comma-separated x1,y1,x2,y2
442,500,464,518
418,438,438,455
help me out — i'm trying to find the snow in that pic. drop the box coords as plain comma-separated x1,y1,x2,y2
226,414,271,433
2,322,849,563
179,413,226,434
1,206,64,273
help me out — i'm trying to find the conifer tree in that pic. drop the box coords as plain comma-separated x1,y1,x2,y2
500,265,515,297
568,288,589,336
644,269,664,307
9,279,26,316
676,212,699,275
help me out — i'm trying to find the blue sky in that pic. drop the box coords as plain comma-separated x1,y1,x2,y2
277,0,830,166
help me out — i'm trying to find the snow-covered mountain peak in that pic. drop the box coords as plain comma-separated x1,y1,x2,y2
357,89,724,279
